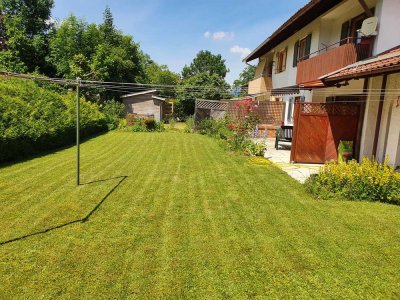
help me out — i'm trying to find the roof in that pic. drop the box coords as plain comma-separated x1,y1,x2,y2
321,46,400,83
244,0,344,62
121,90,157,98
152,95,166,102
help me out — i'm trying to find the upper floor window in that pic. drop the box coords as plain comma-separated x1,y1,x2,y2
340,9,375,45
275,47,287,73
293,34,312,67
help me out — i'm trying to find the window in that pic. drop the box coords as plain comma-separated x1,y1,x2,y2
275,48,287,73
293,34,312,67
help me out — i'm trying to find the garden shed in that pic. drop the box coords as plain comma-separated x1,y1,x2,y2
122,90,167,122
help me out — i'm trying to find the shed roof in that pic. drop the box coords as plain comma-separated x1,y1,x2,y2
321,46,400,83
244,0,344,62
121,90,158,98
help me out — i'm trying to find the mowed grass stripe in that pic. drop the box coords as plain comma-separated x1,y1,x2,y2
0,132,399,299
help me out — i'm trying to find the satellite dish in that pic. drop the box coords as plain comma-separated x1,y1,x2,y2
359,17,378,36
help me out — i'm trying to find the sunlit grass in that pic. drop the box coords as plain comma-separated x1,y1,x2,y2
0,131,399,299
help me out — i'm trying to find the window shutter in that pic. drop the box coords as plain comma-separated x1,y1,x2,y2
282,48,287,71
340,21,350,45
305,34,312,59
293,40,299,67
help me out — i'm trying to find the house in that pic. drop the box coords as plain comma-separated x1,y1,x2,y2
245,0,400,165
321,46,400,166
121,90,168,122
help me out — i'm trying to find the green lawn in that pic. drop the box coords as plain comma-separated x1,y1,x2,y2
0,132,399,299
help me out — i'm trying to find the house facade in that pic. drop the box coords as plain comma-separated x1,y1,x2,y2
245,0,400,166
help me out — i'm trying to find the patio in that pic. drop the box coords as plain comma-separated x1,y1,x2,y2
263,138,321,183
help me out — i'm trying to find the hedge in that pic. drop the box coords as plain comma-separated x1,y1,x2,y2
0,78,108,163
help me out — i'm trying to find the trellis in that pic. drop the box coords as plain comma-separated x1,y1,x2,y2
195,99,285,125
194,99,229,122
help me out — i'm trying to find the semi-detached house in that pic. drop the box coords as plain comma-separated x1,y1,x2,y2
245,0,400,166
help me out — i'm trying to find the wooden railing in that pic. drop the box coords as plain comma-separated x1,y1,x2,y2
296,42,371,86
247,75,272,95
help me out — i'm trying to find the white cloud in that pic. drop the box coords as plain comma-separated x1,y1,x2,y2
230,45,251,59
204,31,235,41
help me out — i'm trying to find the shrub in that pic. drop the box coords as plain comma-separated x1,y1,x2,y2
0,78,107,163
196,117,266,157
144,119,156,131
242,140,266,157
305,157,400,205
122,115,164,133
101,100,125,130
184,117,195,133
197,118,232,140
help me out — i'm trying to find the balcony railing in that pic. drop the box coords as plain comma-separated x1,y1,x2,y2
247,75,272,95
296,38,371,86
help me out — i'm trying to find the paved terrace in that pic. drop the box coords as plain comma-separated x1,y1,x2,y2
262,139,322,183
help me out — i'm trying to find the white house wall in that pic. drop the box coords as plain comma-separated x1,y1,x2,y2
382,73,400,166
272,19,321,89
359,74,400,167
374,0,400,55
360,76,381,158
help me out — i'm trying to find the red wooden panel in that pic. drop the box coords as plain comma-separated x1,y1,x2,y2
291,103,361,164
297,43,357,85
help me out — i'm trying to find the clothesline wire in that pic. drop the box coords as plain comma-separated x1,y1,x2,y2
1,70,400,103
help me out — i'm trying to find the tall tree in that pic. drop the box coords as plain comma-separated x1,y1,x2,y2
47,15,95,77
182,50,229,79
144,60,180,97
0,0,55,73
175,73,231,116
99,6,116,44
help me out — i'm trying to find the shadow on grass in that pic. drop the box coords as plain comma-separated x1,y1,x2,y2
0,131,108,170
0,175,128,246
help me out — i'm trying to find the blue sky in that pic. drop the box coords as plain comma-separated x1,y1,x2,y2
52,0,308,84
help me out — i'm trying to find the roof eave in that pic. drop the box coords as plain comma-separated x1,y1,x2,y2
245,0,344,62
321,65,400,86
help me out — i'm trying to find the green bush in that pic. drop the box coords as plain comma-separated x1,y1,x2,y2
101,100,125,130
0,78,107,163
196,117,265,157
196,118,232,140
242,140,266,157
121,116,164,133
144,119,156,131
305,158,400,205
184,117,195,133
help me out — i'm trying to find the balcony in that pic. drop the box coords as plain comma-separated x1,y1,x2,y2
247,75,272,95
296,39,371,87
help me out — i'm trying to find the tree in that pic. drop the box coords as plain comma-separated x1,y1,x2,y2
233,65,256,96
47,15,98,78
144,61,180,97
0,0,55,73
182,50,229,79
99,6,116,44
48,11,144,84
175,73,231,116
